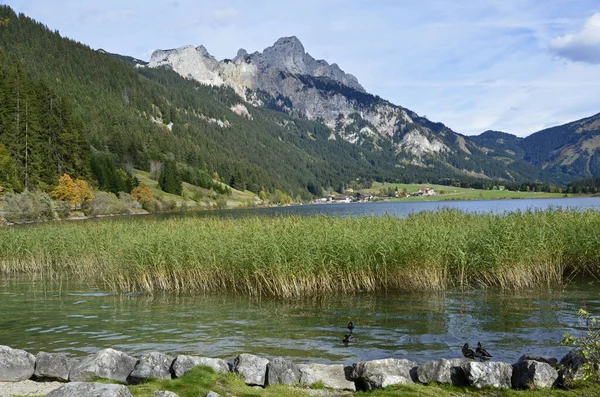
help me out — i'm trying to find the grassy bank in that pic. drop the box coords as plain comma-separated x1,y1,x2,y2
1,210,599,297
124,367,600,397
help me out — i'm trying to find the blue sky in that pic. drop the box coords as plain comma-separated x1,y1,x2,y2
5,0,600,136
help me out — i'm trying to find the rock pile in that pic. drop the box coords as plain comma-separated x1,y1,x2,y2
0,344,590,396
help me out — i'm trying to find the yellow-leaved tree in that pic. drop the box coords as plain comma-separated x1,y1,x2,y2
51,174,93,208
131,183,154,203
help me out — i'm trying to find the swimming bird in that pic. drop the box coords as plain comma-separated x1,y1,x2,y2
462,343,477,359
342,334,354,345
347,321,355,332
476,342,492,361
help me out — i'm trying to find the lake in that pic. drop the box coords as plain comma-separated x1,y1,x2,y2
1,276,598,365
154,196,600,220
2,197,599,365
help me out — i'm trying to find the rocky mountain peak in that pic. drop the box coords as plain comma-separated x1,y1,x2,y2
260,36,310,75
195,45,213,59
272,36,305,54
233,48,249,64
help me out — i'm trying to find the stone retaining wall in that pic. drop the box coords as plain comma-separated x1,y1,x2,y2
0,344,590,396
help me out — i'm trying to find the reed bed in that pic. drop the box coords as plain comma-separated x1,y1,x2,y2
1,209,599,297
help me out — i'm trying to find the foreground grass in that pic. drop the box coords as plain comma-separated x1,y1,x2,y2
10,368,600,397
1,209,599,297
125,367,600,397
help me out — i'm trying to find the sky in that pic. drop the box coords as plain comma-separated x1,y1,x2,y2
5,0,600,137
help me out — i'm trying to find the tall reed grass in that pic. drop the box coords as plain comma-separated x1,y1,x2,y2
1,209,599,297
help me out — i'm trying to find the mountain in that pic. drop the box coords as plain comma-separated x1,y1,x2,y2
148,37,561,184
2,5,595,199
2,5,480,199
470,113,600,182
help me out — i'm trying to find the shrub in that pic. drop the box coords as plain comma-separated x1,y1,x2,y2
561,309,600,383
131,183,154,203
85,191,134,216
51,174,93,208
3,191,54,223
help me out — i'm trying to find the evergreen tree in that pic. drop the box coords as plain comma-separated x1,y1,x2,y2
159,160,182,195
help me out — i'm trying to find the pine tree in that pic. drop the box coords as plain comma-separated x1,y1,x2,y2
159,160,182,195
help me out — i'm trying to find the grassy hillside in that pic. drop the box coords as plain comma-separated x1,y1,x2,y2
360,182,567,201
134,170,256,209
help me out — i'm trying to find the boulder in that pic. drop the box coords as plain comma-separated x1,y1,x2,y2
172,355,229,378
203,392,222,397
417,358,470,386
46,382,133,397
69,348,137,383
298,363,356,391
0,345,35,382
512,360,558,389
151,391,180,397
34,352,73,382
462,361,513,389
266,356,300,385
558,349,600,383
517,353,558,368
128,352,174,384
352,358,416,391
233,353,269,386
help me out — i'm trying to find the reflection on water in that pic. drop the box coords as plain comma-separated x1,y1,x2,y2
1,277,599,364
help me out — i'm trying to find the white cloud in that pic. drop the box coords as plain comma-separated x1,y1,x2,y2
212,6,240,27
550,13,600,64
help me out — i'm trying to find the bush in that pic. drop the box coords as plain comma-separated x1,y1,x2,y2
85,191,136,216
561,309,600,382
3,191,54,223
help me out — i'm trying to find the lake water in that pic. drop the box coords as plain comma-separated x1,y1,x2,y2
2,197,600,365
1,277,599,365
155,196,600,219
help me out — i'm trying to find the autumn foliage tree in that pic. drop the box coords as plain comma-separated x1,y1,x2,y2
131,183,154,203
50,173,93,208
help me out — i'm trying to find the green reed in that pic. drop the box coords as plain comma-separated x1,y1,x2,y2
1,209,599,297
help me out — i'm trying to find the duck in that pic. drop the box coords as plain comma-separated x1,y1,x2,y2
462,343,477,359
342,334,354,345
476,342,492,361
347,321,355,332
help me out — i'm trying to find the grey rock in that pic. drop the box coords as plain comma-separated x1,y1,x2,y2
266,356,300,385
34,352,73,382
128,352,174,384
47,382,133,397
0,345,35,382
172,355,229,378
462,361,513,389
151,391,180,397
298,363,356,391
352,358,416,391
517,353,558,368
233,353,269,386
417,358,471,386
68,348,137,383
203,392,222,397
512,360,558,389
558,349,600,383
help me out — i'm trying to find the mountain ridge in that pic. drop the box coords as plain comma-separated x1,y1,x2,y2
2,4,599,200
147,36,567,183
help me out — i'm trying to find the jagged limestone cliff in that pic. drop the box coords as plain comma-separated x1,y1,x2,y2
147,36,454,159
